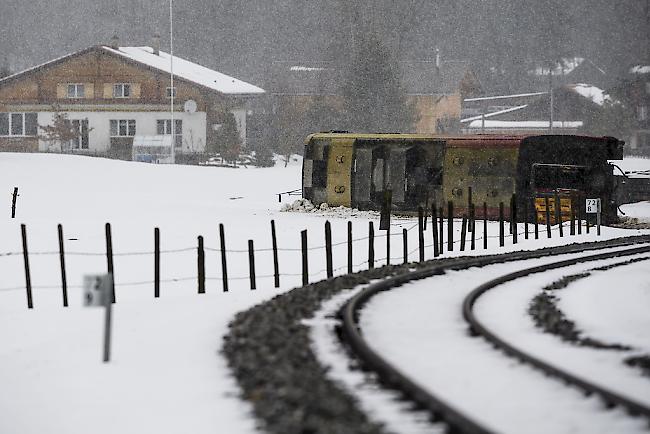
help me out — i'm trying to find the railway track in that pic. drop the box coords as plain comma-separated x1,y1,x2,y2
339,237,650,434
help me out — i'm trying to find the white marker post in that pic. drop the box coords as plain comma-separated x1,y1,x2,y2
586,198,601,236
83,273,113,362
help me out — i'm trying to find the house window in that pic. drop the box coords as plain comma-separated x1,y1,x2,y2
67,84,85,98
166,87,176,98
0,112,38,136
156,119,182,147
113,83,131,98
638,106,648,121
110,119,136,136
67,119,89,149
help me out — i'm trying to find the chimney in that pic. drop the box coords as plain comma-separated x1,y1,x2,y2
110,34,119,50
435,48,441,72
152,33,161,56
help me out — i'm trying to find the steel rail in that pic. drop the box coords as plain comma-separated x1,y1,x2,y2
462,244,650,419
339,235,650,434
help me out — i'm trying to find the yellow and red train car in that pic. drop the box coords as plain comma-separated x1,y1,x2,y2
302,132,624,223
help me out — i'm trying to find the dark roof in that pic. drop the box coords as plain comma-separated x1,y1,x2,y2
267,60,476,96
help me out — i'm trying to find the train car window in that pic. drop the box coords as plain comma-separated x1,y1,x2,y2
303,160,313,188
312,160,327,188
373,159,384,191
353,149,373,204
305,140,327,160
389,148,407,203
531,164,586,190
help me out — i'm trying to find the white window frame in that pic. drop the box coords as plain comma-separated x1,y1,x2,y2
113,83,131,98
110,119,136,137
166,87,176,98
67,83,85,99
156,119,182,147
0,112,38,137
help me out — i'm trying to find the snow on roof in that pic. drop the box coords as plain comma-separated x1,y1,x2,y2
630,65,650,74
466,120,583,129
567,83,609,106
530,57,585,76
103,46,264,95
289,66,327,72
0,50,80,84
460,105,528,124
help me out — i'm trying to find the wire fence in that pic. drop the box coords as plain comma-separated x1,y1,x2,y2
1,197,597,305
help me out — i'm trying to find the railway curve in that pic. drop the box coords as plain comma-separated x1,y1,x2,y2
339,237,650,433
224,234,650,434
462,244,650,418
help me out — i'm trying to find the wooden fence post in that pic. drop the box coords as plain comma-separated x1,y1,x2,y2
105,223,115,303
431,204,439,257
577,200,582,235
58,224,68,307
219,224,229,292
386,223,391,266
555,191,563,238
534,198,539,240
325,221,333,278
570,201,576,236
512,194,518,244
154,227,160,298
197,235,205,294
468,186,473,232
483,202,488,249
368,222,375,269
347,221,353,274
545,197,552,238
447,201,454,252
418,207,424,262
439,206,444,255
248,240,256,290
301,230,308,285
470,204,476,250
403,228,408,264
271,220,279,288
12,187,18,218
524,200,529,240
460,215,467,251
21,224,33,309
499,202,505,247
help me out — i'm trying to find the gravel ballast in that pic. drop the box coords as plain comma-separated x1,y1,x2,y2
223,236,650,434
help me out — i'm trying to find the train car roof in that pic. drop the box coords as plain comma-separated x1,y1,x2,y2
305,132,617,150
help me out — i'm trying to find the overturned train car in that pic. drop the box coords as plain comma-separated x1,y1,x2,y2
302,133,624,223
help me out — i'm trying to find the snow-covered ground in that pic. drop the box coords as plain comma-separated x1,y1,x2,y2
1,152,649,433
334,248,650,433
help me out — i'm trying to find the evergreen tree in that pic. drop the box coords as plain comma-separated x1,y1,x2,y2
0,64,10,79
340,33,417,133
208,111,242,165
268,102,304,167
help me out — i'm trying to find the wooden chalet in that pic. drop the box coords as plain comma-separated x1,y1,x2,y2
0,41,264,161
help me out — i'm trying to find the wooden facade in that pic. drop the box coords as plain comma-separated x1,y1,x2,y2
0,46,264,159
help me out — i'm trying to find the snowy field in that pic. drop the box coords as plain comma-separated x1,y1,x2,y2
0,152,649,433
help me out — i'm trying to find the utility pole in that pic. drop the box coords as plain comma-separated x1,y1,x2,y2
169,0,175,164
548,61,554,132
